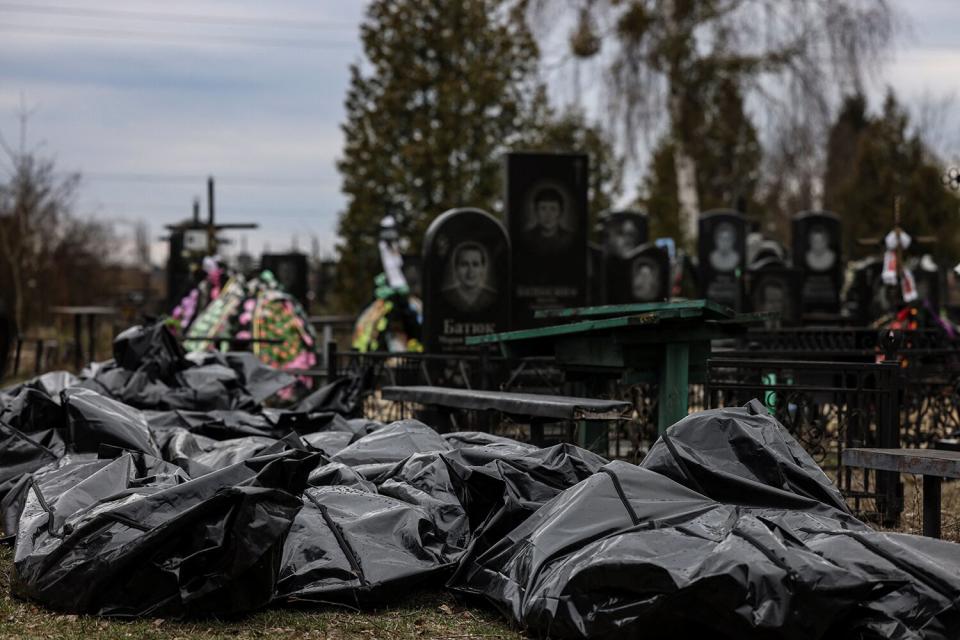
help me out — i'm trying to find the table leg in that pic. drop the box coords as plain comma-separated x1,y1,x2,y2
73,313,82,372
923,475,942,539
578,420,609,456
657,342,690,434
530,422,544,447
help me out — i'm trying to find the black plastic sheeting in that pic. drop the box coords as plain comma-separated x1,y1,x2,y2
452,400,960,639
2,325,960,637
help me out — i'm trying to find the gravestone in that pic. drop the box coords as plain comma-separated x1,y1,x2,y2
422,208,510,353
792,211,842,315
747,258,801,325
607,242,670,304
602,210,648,259
844,256,889,324
261,252,309,305
166,227,194,308
698,209,747,311
505,152,588,328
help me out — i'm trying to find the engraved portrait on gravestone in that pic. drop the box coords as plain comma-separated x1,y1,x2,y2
523,185,573,254
805,225,836,272
709,222,741,272
442,241,497,312
631,257,661,301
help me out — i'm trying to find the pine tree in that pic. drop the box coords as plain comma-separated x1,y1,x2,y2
334,0,544,311
824,91,960,263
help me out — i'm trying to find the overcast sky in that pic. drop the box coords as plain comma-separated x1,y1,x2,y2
1,0,959,266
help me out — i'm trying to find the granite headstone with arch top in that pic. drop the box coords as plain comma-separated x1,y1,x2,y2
747,259,801,326
422,208,510,353
792,210,842,315
505,152,588,328
698,209,747,311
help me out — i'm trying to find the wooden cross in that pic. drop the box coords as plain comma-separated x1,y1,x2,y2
856,196,936,306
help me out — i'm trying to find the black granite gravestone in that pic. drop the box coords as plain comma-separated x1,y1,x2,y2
698,209,747,310
422,208,510,353
505,152,588,328
844,256,890,324
261,252,309,305
166,228,193,308
792,211,842,315
606,242,670,304
747,258,801,325
601,210,649,259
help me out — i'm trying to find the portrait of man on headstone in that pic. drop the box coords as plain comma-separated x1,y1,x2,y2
442,240,497,312
631,256,661,301
524,185,572,253
710,222,741,272
805,225,836,271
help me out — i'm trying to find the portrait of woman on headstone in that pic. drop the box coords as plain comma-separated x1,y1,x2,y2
524,185,572,253
442,241,497,312
709,222,740,272
805,225,836,271
631,257,661,301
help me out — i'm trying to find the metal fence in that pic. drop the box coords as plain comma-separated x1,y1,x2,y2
705,357,903,524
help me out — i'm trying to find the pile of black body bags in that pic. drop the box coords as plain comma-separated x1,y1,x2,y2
2,324,960,639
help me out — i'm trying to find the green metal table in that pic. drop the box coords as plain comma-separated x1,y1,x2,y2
465,299,769,433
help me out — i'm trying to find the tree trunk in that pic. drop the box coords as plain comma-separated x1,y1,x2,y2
672,134,700,248
664,0,701,250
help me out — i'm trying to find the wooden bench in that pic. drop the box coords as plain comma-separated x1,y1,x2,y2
842,447,960,538
380,385,632,453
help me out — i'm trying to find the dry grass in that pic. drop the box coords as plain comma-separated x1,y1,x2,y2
0,546,518,640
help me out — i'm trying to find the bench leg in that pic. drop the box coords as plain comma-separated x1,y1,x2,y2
923,475,942,539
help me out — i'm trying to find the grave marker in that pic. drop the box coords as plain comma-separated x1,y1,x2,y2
422,208,510,353
792,210,842,315
747,258,801,325
698,209,747,310
505,152,588,328
606,242,670,304
261,252,309,305
602,210,648,259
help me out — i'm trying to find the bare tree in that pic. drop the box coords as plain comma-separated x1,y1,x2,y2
525,0,897,244
0,110,112,331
